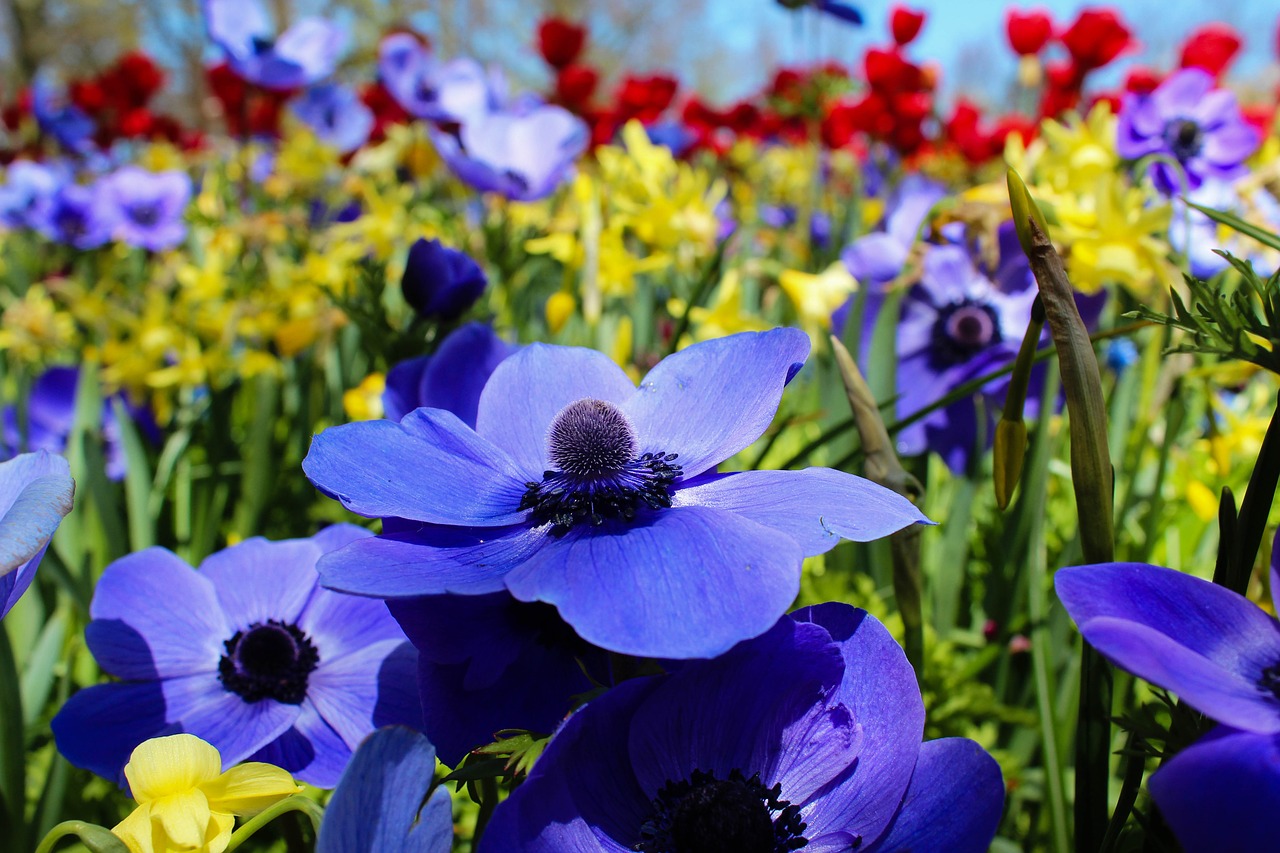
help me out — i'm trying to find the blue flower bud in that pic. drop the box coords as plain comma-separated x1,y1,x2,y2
400,238,488,321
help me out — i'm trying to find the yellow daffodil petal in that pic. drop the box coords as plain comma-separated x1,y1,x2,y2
112,803,154,853
154,788,213,850
125,734,222,803
201,762,304,817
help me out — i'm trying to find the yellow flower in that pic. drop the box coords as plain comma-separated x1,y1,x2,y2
344,373,386,421
546,291,576,335
1031,104,1119,198
1056,179,1173,296
112,734,301,853
667,269,769,345
0,284,76,361
779,262,857,337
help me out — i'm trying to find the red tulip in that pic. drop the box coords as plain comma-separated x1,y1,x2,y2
1060,8,1133,71
1179,23,1241,77
537,18,587,69
890,6,925,46
1005,8,1053,56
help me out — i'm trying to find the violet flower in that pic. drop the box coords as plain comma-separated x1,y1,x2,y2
0,161,62,230
103,166,191,252
292,84,374,154
383,322,516,426
32,74,95,151
1117,67,1260,194
400,238,488,322
51,526,420,788
378,34,498,124
304,328,929,660
0,451,74,619
203,0,345,90
1056,546,1280,852
36,180,115,249
481,603,1002,852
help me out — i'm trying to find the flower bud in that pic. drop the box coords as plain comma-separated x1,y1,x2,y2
400,238,487,321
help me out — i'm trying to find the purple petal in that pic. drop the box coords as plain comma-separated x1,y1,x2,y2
620,328,810,479
842,233,907,283
87,548,227,679
162,673,299,767
792,604,925,841
317,727,454,853
203,0,272,61
307,639,417,750
1056,563,1280,732
859,738,1004,853
673,468,929,556
1147,726,1280,853
1203,120,1260,167
1151,68,1215,116
474,343,636,478
198,537,320,629
298,586,404,660
384,323,515,426
504,505,804,659
627,619,853,803
52,681,173,785
0,451,74,616
303,408,530,526
317,523,551,597
273,17,345,83
248,701,349,789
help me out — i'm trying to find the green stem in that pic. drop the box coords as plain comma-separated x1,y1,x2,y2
471,776,500,852
0,627,25,852
224,797,324,852
33,821,127,853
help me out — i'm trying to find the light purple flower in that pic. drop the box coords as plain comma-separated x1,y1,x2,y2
1056,547,1280,852
103,166,191,251
204,0,345,90
35,180,115,249
0,160,62,230
1117,67,1260,194
0,451,74,619
377,34,500,124
291,84,374,154
51,526,420,788
430,102,588,202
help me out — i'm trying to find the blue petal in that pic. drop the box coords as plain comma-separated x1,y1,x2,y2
317,727,453,853
308,640,419,750
620,328,810,478
199,537,320,629
317,523,551,598
474,343,636,478
298,585,406,661
249,701,350,789
384,323,516,426
627,618,852,802
859,738,1004,853
0,451,74,616
504,505,804,659
273,17,346,83
203,0,273,61
304,408,530,526
52,681,174,785
1148,726,1280,853
162,673,300,767
1056,563,1280,732
673,468,929,556
87,548,227,679
791,605,924,841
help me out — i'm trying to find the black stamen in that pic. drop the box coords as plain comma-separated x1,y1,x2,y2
635,769,813,853
218,619,319,704
929,299,1002,368
1165,118,1203,162
1259,663,1280,702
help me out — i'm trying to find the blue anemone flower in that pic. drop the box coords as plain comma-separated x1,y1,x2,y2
1056,543,1280,852
304,328,929,660
32,74,95,151
36,180,115,249
0,161,63,230
481,603,1003,852
0,451,74,619
102,166,192,252
51,526,420,788
377,34,499,124
400,238,488,323
316,727,452,853
383,323,516,426
203,0,345,90
292,84,374,154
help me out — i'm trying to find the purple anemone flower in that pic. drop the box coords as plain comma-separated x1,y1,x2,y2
430,102,588,202
400,238,488,322
481,603,1002,852
304,328,929,660
378,34,499,123
103,166,191,252
36,180,115,249
1117,67,1260,195
1056,548,1280,853
316,726,453,853
0,161,63,230
203,0,345,90
384,322,516,425
0,451,74,619
1,366,155,481
32,74,95,151
51,525,420,788
292,84,374,154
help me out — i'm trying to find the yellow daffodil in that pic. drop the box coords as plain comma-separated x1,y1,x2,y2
344,373,386,421
1056,179,1173,296
779,262,857,340
112,734,301,853
667,269,769,346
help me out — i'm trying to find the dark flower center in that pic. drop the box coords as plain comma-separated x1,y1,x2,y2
127,202,160,228
930,300,1002,368
636,769,809,853
1164,118,1203,162
218,619,319,704
1259,662,1280,701
519,398,681,537
56,207,87,239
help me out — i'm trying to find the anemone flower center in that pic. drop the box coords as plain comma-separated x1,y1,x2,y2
1258,662,1280,701
218,619,319,705
636,769,809,853
1165,118,1203,162
128,202,160,228
931,300,1002,367
518,398,681,537
56,207,87,239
